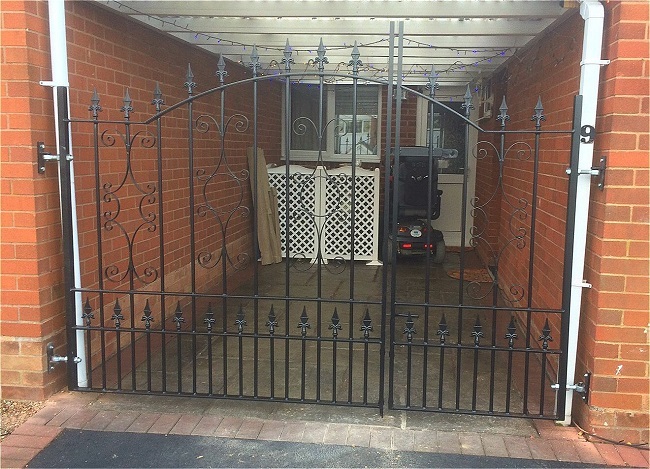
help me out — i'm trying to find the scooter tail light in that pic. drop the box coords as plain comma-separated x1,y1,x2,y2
401,243,412,249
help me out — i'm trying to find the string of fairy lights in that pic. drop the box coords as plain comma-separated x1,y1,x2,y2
108,0,516,92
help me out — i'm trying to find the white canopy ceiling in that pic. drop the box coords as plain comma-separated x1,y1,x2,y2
98,0,574,91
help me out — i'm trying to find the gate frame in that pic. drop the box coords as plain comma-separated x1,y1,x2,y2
56,21,583,421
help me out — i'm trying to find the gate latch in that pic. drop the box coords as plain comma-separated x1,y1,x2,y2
37,142,59,174
551,372,591,402
578,156,606,191
36,141,72,174
46,342,81,372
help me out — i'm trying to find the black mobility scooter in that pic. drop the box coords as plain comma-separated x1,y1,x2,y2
387,146,458,264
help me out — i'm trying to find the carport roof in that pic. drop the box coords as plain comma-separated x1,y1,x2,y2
98,0,576,88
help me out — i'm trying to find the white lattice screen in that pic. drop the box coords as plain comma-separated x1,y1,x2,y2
267,165,381,264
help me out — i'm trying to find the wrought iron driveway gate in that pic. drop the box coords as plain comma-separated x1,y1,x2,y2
58,28,579,420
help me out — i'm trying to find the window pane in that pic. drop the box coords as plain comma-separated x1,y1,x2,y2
335,85,378,156
290,84,327,151
425,102,466,174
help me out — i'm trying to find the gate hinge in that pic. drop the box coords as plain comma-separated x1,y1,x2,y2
551,372,591,402
46,342,81,372
578,156,607,190
37,141,72,174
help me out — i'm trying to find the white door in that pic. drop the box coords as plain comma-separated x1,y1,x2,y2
416,96,477,247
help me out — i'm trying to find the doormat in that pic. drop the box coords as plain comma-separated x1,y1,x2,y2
447,268,493,283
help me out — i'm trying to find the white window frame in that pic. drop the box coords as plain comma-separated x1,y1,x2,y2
281,84,382,164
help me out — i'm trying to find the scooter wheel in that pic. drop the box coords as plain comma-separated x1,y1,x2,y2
433,239,446,264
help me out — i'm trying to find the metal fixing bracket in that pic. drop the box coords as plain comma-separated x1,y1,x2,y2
551,372,591,402
46,342,81,372
578,156,607,191
36,141,59,174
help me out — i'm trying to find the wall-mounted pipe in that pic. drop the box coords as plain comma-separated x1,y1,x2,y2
45,0,87,387
562,0,606,426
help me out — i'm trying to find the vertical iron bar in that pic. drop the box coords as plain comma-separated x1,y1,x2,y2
388,21,405,411
437,345,445,409
406,340,412,408
283,64,292,401
57,85,80,390
557,95,583,419
270,329,275,399
146,323,151,391
539,351,548,415
332,338,338,402
252,73,260,399
316,68,325,403
422,98,435,408
176,315,182,393
92,97,107,390
155,100,167,394
301,333,306,401
123,113,137,392
238,317,244,396
363,340,369,404
524,109,543,414
347,55,358,405
461,108,471,410
220,87,229,396
472,347,479,410
208,331,213,395
506,347,514,413
187,87,198,395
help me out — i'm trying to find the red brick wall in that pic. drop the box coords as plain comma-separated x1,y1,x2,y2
575,1,649,445
1,1,282,399
478,4,648,443
1,0,66,400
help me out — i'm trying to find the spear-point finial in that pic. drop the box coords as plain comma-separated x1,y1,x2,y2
462,84,474,117
152,82,164,111
121,89,133,119
426,65,439,97
89,88,102,118
349,41,362,75
216,54,228,84
184,63,196,95
249,45,261,76
497,95,510,128
282,39,294,72
315,38,329,73
532,96,546,128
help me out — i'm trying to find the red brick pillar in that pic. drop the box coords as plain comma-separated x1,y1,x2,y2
574,1,650,445
1,1,67,399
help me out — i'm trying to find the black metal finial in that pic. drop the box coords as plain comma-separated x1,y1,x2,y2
425,65,439,97
471,315,483,346
152,82,164,111
184,63,196,95
282,39,294,72
505,316,517,348
121,89,133,119
360,309,373,339
404,313,416,342
82,298,94,326
437,314,449,344
141,299,154,329
539,318,553,350
173,301,185,331
89,88,102,118
497,96,510,128
462,85,474,117
204,303,215,333
266,305,278,335
532,96,546,129
349,41,362,75
112,299,124,328
297,306,310,336
315,38,329,73
216,54,228,84
249,45,261,76
235,305,246,333
329,308,341,338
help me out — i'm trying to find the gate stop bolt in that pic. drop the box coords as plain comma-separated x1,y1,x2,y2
47,342,82,372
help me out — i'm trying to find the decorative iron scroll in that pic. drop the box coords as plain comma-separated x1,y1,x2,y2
93,89,160,286
467,97,548,305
